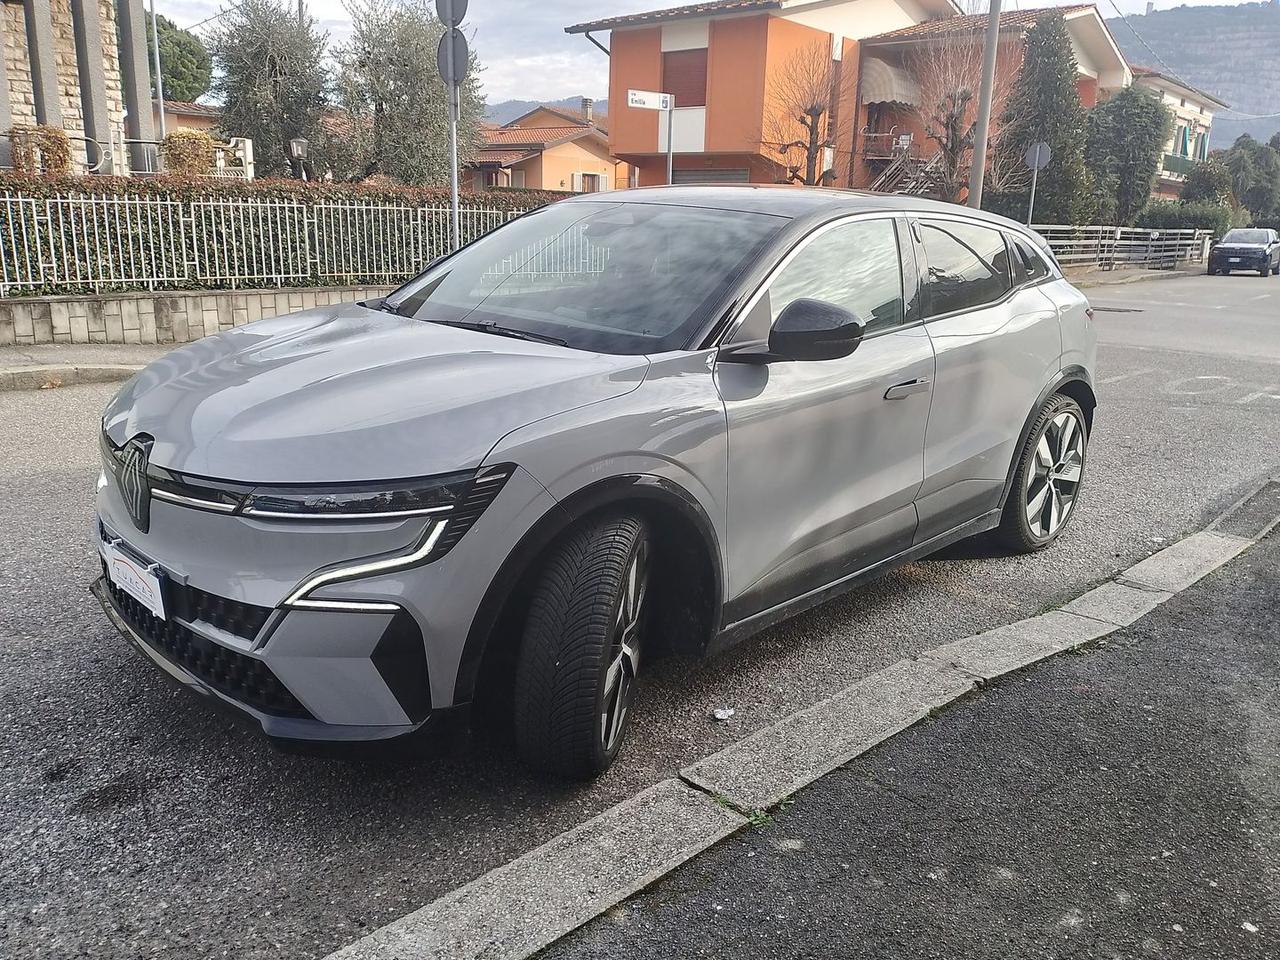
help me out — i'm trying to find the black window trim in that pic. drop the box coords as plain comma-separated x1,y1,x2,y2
912,214,1028,323
714,210,917,348
1007,231,1055,291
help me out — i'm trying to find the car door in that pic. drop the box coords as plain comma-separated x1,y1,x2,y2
713,216,935,624
910,217,1064,544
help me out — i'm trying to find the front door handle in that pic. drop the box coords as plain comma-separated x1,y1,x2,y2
884,378,932,400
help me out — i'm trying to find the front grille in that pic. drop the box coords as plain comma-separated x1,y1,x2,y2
103,567,310,719
99,526,272,641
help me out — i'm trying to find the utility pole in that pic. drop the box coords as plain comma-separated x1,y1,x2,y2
967,0,1003,208
150,0,166,138
298,0,305,25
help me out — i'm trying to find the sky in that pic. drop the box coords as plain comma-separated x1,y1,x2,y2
161,0,1263,105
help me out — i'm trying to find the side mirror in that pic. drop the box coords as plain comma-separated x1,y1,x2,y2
769,298,865,361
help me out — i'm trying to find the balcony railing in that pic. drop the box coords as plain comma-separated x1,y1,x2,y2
1161,153,1197,178
862,129,918,161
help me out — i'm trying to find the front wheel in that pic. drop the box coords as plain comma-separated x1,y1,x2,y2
996,394,1088,553
513,514,650,779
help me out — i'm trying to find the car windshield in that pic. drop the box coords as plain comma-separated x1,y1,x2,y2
1221,229,1270,244
384,201,785,355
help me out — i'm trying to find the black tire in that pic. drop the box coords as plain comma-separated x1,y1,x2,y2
513,514,651,779
1272,260,1279,276
1207,266,1216,276
1261,266,1271,277
996,394,1088,554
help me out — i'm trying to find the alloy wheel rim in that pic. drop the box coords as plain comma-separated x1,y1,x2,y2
1025,411,1085,539
600,541,648,754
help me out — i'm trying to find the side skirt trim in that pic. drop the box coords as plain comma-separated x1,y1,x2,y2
709,508,1002,656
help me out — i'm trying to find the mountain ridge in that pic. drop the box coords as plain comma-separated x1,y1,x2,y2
1106,3,1280,146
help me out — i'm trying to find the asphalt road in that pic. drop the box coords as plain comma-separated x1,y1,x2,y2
544,528,1280,960
1,272,1278,959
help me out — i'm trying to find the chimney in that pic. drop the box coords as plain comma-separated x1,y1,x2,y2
582,97,594,123
1145,1,1154,13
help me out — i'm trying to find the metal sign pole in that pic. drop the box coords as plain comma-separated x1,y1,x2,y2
1027,164,1039,225
150,0,166,139
437,0,468,252
666,97,674,185
445,29,460,250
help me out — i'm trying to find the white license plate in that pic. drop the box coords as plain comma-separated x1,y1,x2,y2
1229,258,1241,263
102,540,167,620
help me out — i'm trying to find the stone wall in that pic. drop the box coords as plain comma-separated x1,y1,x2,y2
0,286,395,346
2,0,128,173
2,4,35,129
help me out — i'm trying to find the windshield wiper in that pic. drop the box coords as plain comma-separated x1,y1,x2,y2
425,318,567,347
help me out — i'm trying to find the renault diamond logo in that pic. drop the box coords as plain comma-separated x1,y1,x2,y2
120,438,152,533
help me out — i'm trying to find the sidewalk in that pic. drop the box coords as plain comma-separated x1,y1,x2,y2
1066,262,1204,288
0,343,169,391
543,531,1280,959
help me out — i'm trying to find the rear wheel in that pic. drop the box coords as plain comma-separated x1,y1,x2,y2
513,514,650,778
997,394,1088,553
1207,266,1217,276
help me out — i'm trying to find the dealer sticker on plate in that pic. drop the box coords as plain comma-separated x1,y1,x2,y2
102,540,167,620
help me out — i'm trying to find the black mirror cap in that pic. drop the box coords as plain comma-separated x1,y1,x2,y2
769,298,865,361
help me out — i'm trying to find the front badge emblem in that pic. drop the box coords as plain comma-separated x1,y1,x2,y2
120,438,152,533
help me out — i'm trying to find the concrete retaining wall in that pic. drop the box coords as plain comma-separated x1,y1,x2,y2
0,286,395,346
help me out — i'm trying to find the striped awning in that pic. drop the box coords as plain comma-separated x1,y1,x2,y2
861,58,921,107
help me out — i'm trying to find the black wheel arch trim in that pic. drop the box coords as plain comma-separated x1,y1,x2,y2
998,366,1096,511
452,473,724,706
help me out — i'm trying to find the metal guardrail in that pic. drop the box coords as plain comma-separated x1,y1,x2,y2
0,192,533,296
1031,224,1212,271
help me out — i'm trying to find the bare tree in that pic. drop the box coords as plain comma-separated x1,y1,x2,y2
763,40,853,186
906,31,1024,201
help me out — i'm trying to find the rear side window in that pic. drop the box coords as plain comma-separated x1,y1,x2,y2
919,220,1012,318
767,218,905,335
1012,235,1051,285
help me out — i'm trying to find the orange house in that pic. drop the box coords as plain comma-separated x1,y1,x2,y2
566,1,1131,191
856,6,1130,189
470,103,632,192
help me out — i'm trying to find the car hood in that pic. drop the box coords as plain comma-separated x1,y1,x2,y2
1216,243,1269,252
103,303,649,483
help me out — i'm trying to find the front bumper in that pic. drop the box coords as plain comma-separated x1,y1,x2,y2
92,576,430,742
1211,253,1270,271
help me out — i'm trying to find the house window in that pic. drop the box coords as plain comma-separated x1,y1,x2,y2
662,48,708,108
511,169,525,188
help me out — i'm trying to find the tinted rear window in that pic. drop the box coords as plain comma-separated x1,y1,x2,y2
919,220,1013,318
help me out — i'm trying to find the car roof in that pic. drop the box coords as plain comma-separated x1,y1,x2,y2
561,184,1032,232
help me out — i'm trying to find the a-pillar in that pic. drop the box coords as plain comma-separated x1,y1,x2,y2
71,0,115,173
115,0,157,172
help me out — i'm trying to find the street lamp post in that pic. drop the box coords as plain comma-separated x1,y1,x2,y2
968,0,1003,208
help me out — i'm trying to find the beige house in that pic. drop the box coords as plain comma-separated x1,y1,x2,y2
1,0,155,174
1132,66,1229,198
152,98,221,136
471,103,630,192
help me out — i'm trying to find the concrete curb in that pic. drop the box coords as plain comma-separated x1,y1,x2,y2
325,780,747,960
321,480,1276,960
0,364,142,392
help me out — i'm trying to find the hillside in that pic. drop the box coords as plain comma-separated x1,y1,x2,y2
1106,3,1280,146
486,96,608,125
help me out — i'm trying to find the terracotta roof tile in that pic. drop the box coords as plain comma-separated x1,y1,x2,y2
867,5,1095,42
566,0,778,34
481,125,597,147
474,148,538,166
163,99,222,117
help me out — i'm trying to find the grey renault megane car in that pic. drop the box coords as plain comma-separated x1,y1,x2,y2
93,186,1096,778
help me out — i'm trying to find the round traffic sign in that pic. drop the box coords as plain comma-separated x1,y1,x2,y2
436,0,467,27
436,28,469,86
1024,142,1052,171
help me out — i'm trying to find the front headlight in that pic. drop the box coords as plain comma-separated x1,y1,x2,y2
241,470,476,520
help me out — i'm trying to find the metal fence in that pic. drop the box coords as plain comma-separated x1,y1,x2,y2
0,192,533,297
1032,225,1213,270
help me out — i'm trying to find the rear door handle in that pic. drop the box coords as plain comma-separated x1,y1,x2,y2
884,378,932,400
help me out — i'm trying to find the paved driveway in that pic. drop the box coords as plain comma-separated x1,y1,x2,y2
1,273,1278,959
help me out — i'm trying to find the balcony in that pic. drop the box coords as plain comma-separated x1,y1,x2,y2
1162,153,1197,178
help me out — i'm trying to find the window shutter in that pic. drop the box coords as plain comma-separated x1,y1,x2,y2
662,49,708,107
572,172,584,192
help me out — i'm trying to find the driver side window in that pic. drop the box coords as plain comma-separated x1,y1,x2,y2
767,218,905,336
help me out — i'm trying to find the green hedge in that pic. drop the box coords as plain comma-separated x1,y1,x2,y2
1135,200,1234,238
0,171,572,209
